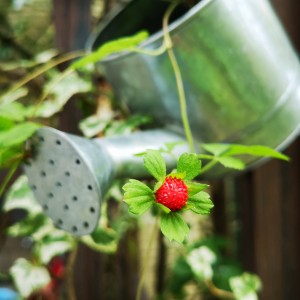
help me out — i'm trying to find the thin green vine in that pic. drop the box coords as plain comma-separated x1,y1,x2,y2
162,0,195,153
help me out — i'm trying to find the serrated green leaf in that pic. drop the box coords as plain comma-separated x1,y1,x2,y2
229,272,262,300
160,212,189,243
0,122,40,148
10,258,51,298
123,179,154,215
177,153,201,180
143,149,166,181
123,179,153,195
201,144,230,156
225,144,289,161
216,156,246,170
188,191,214,215
71,31,149,69
186,182,209,196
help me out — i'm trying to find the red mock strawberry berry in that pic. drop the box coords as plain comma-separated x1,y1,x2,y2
155,176,188,211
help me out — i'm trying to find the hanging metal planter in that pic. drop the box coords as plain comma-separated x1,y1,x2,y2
25,0,300,235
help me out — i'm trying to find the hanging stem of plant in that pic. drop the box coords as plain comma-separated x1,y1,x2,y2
205,279,236,299
0,158,22,199
199,159,219,175
136,217,159,300
1,50,84,103
162,0,195,153
66,243,79,300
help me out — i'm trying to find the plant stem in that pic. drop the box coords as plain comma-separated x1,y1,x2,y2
66,244,78,300
162,0,195,153
205,280,236,299
1,51,84,104
136,218,159,300
199,159,218,175
0,158,21,199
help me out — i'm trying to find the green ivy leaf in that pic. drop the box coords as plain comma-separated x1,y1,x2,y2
10,258,51,298
0,122,40,148
224,144,289,161
143,149,166,181
123,179,154,215
177,153,201,180
91,227,118,246
187,192,214,215
229,272,262,300
160,212,189,243
0,116,14,131
35,233,75,264
71,31,149,69
186,182,209,197
186,246,217,280
216,156,246,170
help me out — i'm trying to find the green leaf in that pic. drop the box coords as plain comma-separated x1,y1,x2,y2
91,227,118,245
143,149,166,181
160,212,189,243
34,72,91,118
0,116,14,131
0,122,40,148
187,191,214,215
229,272,262,300
79,114,112,138
104,114,151,136
71,31,149,69
3,176,42,214
216,156,246,170
10,258,51,298
224,144,289,161
177,153,201,180
0,146,23,168
186,182,209,196
186,246,217,280
123,179,154,215
0,102,28,122
201,143,230,156
0,87,28,106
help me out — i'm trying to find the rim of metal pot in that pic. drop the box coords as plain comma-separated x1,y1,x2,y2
86,0,213,61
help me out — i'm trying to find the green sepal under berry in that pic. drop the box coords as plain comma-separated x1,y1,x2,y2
160,212,189,243
123,179,155,215
186,181,209,197
185,191,214,215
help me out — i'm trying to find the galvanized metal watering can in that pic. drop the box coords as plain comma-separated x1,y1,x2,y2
25,0,300,235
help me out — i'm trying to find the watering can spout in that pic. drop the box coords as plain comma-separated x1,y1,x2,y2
24,127,189,236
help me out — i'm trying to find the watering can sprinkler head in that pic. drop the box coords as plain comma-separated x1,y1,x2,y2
24,127,189,236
